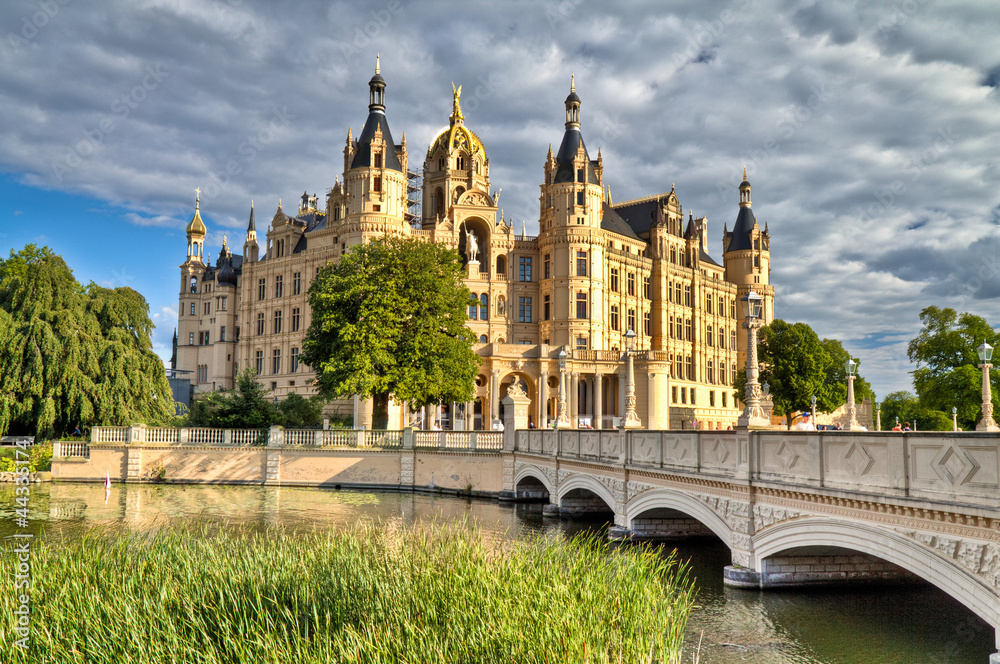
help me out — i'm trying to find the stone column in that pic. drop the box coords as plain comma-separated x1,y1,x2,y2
538,371,548,428
490,370,501,423
594,373,603,429
502,382,530,451
570,372,579,428
466,401,474,430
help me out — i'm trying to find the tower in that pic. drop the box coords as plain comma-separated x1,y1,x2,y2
723,168,774,369
243,201,258,263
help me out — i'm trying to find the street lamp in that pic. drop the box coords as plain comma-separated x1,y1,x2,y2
622,329,642,429
737,290,769,428
875,402,881,431
844,357,861,431
556,347,570,428
273,396,279,405
952,406,958,432
811,395,817,429
976,341,999,431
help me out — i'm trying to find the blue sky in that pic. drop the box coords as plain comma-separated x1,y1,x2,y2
2,0,999,401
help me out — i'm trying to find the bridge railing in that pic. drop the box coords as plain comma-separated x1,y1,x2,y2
515,429,1000,509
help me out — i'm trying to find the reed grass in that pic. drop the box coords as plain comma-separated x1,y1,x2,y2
2,521,695,663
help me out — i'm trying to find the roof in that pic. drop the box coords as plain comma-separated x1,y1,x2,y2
601,202,642,241
727,206,757,252
293,234,308,253
612,199,660,236
553,127,598,184
186,206,206,235
699,247,721,267
350,111,403,171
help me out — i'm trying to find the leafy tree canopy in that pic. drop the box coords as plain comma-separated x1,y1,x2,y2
878,390,954,431
300,237,480,428
735,319,874,428
0,245,172,437
907,305,999,430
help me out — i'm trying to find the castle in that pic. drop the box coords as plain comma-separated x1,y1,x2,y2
174,60,774,430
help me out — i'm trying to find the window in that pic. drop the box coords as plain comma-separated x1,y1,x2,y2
707,360,714,384
203,302,210,315
686,356,693,381
292,307,301,332
544,254,550,279
519,256,532,282
710,390,716,407
274,310,282,334
681,387,687,404
257,313,265,336
675,355,682,379
373,175,382,192
189,332,194,345
190,302,195,315
255,350,264,374
610,268,619,292
198,365,207,383
685,318,692,341
479,334,488,343
575,191,583,206
577,168,584,182
719,296,725,315
220,326,226,342
576,251,587,277
518,297,532,323
293,272,301,295
672,386,678,403
480,294,489,320
643,311,650,336
258,279,266,300
676,317,683,339
674,282,681,303
707,324,714,346
469,295,478,319
221,296,227,311
643,276,650,299
274,275,283,298
374,153,382,168
719,328,725,348
683,285,691,306
691,388,697,403
731,330,737,349
610,305,619,332
627,272,635,296
272,349,281,375
730,299,737,318
754,256,760,267
670,247,676,264
722,391,728,408
576,336,587,350
543,294,551,321
627,308,635,333
706,295,713,314
190,277,197,293
668,315,674,339
576,292,587,319
496,255,506,277
291,348,299,373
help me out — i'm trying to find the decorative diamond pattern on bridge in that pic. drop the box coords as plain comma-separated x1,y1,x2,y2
775,441,798,470
710,439,730,465
934,445,978,486
844,442,875,477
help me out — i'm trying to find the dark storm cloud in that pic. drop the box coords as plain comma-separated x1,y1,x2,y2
1,0,999,397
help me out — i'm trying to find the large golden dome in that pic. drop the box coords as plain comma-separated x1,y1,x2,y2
426,83,486,159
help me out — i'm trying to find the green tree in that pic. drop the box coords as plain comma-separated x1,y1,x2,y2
186,368,280,431
277,393,324,427
735,319,873,428
907,306,999,431
301,237,480,429
0,245,172,437
878,390,953,431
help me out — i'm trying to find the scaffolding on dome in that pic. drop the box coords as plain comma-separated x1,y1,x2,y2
406,169,422,227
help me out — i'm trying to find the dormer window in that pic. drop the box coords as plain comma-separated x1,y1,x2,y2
374,153,382,168
577,168,584,182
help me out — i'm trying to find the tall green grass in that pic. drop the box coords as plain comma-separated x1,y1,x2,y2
2,522,694,663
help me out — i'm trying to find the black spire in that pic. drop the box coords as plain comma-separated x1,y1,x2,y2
368,54,385,112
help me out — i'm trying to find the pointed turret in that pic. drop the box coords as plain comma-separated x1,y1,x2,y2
349,56,402,172
243,201,259,262
553,76,598,185
185,188,205,263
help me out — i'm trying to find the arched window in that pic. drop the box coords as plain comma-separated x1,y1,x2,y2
454,186,465,203
480,293,489,320
496,255,506,277
190,277,197,293
433,188,444,217
469,295,478,319
479,334,488,343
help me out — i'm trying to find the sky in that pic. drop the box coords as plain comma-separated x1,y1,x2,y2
1,0,999,401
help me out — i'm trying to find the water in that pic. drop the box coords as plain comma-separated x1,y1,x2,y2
1,482,994,662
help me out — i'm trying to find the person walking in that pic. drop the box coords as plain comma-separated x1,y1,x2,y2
794,412,815,431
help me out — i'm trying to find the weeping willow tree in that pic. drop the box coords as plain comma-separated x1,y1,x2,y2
0,245,172,437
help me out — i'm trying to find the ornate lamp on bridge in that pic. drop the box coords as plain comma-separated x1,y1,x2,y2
952,406,958,432
810,394,817,429
844,358,862,431
976,341,999,432
737,290,769,429
555,347,571,429
622,329,642,429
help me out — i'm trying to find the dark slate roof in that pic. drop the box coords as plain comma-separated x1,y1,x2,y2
601,202,642,241
613,200,660,236
699,247,721,267
247,205,255,232
293,234,308,254
350,111,403,171
217,258,237,286
553,127,598,184
727,206,757,252
684,217,698,239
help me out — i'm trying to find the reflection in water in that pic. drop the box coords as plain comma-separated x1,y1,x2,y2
0,483,993,663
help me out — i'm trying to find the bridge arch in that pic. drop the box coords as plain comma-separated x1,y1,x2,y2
624,489,735,549
513,464,553,495
752,518,1000,635
555,473,616,512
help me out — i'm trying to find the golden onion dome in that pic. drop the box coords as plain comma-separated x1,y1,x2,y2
426,83,486,160
186,188,206,236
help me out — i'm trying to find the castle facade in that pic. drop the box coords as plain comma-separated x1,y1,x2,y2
175,61,774,430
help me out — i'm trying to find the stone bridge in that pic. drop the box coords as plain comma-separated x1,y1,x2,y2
508,427,1000,657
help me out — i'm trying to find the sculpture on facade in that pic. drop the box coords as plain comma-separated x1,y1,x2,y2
466,229,479,263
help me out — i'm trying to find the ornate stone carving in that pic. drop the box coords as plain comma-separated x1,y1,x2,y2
898,528,1000,592
458,189,492,207
753,504,802,531
626,480,656,500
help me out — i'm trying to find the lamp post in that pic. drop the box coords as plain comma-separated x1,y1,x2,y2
844,358,861,431
976,341,999,431
811,395,817,429
622,329,642,429
952,406,958,432
737,290,769,428
556,348,570,429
